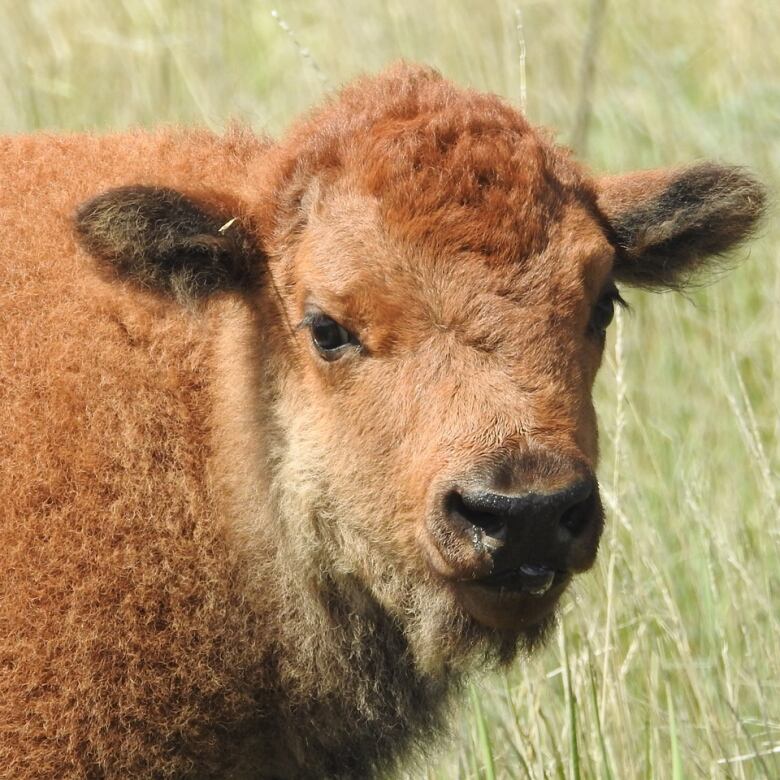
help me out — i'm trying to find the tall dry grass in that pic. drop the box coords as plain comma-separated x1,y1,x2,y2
2,1,777,777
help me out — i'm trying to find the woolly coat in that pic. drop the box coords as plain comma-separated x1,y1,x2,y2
0,129,277,777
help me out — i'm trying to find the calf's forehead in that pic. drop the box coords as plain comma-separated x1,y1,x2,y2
295,188,615,331
266,64,616,317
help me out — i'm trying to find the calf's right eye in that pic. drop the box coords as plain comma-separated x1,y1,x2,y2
305,313,359,360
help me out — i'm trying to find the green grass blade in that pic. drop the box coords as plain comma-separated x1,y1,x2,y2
470,683,496,780
666,684,684,780
587,649,614,780
560,626,581,780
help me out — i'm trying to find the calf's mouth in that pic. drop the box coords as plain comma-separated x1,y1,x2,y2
421,464,602,632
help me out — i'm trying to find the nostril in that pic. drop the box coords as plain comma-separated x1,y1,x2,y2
445,478,597,550
446,491,507,542
559,486,595,538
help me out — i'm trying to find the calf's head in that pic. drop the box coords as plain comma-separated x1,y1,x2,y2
76,66,765,665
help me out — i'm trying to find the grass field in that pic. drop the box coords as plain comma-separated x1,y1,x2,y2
2,1,777,777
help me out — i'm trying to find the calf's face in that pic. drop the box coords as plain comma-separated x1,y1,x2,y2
75,68,765,660
278,186,611,634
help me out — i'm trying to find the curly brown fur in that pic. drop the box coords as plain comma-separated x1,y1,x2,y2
0,127,272,779
0,64,766,779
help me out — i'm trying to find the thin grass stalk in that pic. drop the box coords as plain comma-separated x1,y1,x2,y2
570,0,607,155
514,7,527,114
560,626,581,780
470,683,496,780
587,646,615,780
666,685,684,780
270,8,329,86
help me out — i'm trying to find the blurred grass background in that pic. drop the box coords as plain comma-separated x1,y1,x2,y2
2,1,777,777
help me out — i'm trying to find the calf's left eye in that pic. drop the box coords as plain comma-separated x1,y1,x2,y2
589,286,625,336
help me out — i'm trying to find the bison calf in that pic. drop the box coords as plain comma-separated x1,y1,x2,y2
0,64,765,778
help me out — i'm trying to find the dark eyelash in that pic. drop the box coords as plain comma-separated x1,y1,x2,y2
605,286,630,312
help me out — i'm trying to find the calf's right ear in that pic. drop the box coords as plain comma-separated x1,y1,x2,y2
75,185,261,304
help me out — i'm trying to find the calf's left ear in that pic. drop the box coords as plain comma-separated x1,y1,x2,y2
75,185,260,304
597,163,767,288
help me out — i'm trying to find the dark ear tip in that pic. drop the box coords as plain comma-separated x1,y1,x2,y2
685,162,768,224
735,169,768,224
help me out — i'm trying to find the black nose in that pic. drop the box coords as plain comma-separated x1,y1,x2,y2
455,479,595,537
446,476,599,573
